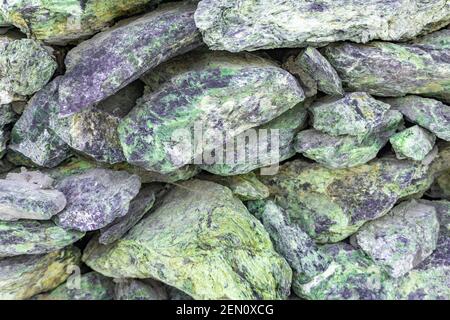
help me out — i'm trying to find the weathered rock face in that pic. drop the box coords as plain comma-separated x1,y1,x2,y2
0,0,161,45
0,220,84,257
354,200,440,278
385,96,450,141
0,104,17,156
194,0,450,52
323,40,450,103
0,170,66,221
0,246,80,299
54,169,141,232
390,126,436,161
0,35,56,104
82,180,292,300
259,157,432,243
36,272,115,300
114,279,168,300
120,51,305,174
295,110,403,168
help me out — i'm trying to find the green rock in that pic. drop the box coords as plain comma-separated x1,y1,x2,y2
295,110,403,168
200,100,309,176
385,96,450,141
194,0,450,51
295,47,344,96
83,179,292,300
390,125,436,161
120,51,305,174
0,246,81,300
282,55,317,98
412,28,450,49
259,157,432,243
36,272,115,300
54,168,141,232
0,0,161,44
310,92,391,137
198,172,269,201
323,40,450,103
114,279,168,300
354,200,440,278
0,220,84,257
0,35,56,104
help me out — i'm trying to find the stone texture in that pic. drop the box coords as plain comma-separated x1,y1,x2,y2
259,157,432,243
54,169,141,232
0,35,56,104
0,0,161,44
120,51,305,174
0,104,17,157
0,220,84,257
36,271,115,300
323,40,450,103
354,200,440,278
114,279,168,300
282,55,317,98
295,110,403,168
194,0,450,51
83,179,292,300
385,96,450,141
390,126,436,161
0,246,81,299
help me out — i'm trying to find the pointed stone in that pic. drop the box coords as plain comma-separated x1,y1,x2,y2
390,125,436,161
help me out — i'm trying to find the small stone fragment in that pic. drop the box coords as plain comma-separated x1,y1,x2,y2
390,126,436,161
0,246,81,299
36,272,115,300
354,200,440,278
194,0,450,51
83,180,292,300
0,220,84,257
114,279,168,300
54,169,141,232
385,96,450,141
282,55,317,98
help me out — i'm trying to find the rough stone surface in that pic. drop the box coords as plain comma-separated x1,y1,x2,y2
282,55,317,98
385,96,450,141
54,169,141,232
0,246,81,299
194,0,450,51
83,179,292,300
0,0,161,44
259,157,432,243
354,200,440,278
120,51,305,174
323,40,450,103
0,220,84,257
390,126,436,161
36,271,115,300
0,35,56,104
114,279,169,300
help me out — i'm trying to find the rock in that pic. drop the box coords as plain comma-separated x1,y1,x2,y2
54,169,141,232
0,104,17,156
296,243,392,300
354,200,439,278
36,272,115,300
200,100,309,176
0,35,56,104
120,51,305,174
99,184,158,245
0,220,84,257
114,279,168,300
282,55,317,98
295,110,403,168
323,40,450,103
194,0,450,51
0,0,161,45
295,48,344,96
198,172,269,201
385,96,450,141
428,170,450,200
310,93,391,138
96,80,145,118
412,28,450,49
82,179,292,300
259,157,432,243
168,286,194,300
0,170,66,221
0,246,81,299
390,126,436,161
